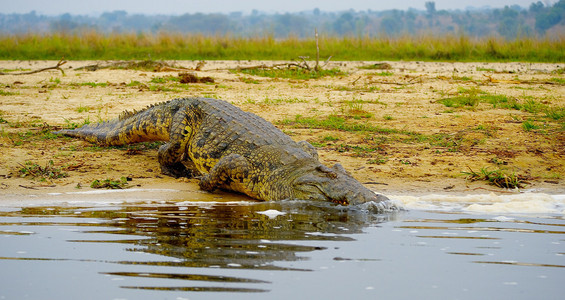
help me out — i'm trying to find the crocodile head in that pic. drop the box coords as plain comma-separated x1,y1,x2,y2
292,163,389,206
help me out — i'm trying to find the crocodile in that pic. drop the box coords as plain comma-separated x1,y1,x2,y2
55,97,392,208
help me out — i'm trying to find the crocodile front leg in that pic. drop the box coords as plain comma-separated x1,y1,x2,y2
158,142,190,177
199,154,250,192
158,110,198,178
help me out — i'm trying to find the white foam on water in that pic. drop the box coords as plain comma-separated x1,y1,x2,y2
48,188,179,195
391,192,565,214
1,188,258,207
257,209,287,219
2,187,564,216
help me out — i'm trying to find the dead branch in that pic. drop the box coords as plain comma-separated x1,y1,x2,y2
75,60,190,72
18,185,38,190
482,74,562,85
351,76,362,85
321,55,333,69
298,56,311,70
231,62,306,71
482,74,521,84
315,28,320,71
368,80,408,86
0,59,67,76
235,63,286,71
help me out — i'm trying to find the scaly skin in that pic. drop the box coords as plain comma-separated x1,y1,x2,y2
56,97,392,207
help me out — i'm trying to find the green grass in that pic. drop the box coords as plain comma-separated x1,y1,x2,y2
344,102,373,119
440,96,480,108
127,80,144,87
1,32,564,62
322,135,340,142
18,160,69,181
281,114,473,152
367,156,389,165
373,71,394,76
260,96,309,105
336,144,383,157
235,67,345,80
324,84,381,92
76,104,91,113
522,99,546,114
71,82,109,88
462,167,527,189
150,76,179,84
438,87,483,108
522,120,540,131
438,88,549,112
438,89,564,131
0,89,19,96
90,177,130,189
487,94,521,110
476,67,496,72
0,110,8,123
1,123,61,145
452,75,473,81
545,106,565,121
239,77,260,84
1,68,30,72
281,114,402,134
63,117,91,129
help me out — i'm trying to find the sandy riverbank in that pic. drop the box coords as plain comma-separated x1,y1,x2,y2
0,60,563,202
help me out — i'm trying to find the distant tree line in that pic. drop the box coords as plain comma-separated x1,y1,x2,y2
1,1,564,38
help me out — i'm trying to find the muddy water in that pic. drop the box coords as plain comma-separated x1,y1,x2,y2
0,196,564,300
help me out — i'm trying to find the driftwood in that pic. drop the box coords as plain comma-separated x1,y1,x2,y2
75,60,191,72
0,59,67,75
233,62,307,71
482,74,562,85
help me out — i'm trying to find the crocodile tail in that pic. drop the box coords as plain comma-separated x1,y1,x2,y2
54,119,143,146
54,100,184,146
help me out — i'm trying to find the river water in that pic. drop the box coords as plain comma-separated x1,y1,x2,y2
0,190,564,299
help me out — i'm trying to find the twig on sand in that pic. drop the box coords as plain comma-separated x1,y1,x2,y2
0,59,67,76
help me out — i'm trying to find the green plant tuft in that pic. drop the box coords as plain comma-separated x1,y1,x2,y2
234,67,345,80
90,177,130,189
462,167,527,189
18,160,69,181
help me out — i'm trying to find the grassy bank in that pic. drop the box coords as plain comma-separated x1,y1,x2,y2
1,31,564,62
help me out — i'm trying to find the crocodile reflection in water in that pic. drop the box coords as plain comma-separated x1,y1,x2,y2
16,201,396,270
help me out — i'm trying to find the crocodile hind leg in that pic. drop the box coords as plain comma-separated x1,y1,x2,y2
199,154,250,192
